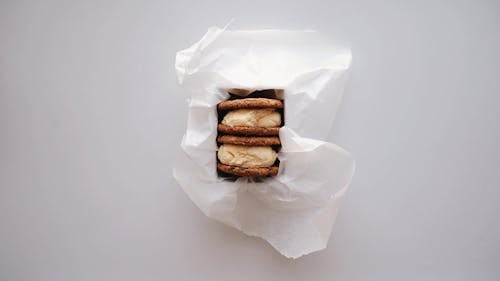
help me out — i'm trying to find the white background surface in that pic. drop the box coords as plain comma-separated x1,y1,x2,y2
1,0,499,280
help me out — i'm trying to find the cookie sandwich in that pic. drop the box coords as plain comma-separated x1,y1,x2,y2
217,94,283,177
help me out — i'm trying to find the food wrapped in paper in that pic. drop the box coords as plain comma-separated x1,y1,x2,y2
174,27,354,258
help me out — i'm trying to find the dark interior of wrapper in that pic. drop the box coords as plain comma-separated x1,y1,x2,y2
226,89,282,99
216,89,284,179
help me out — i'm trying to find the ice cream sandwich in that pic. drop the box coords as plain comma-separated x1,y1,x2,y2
217,98,283,136
217,95,283,177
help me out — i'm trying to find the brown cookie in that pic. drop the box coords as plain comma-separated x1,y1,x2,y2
217,135,281,146
217,163,279,177
218,98,284,111
217,124,280,136
227,88,252,96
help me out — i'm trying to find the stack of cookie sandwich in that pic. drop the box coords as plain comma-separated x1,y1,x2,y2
216,92,283,177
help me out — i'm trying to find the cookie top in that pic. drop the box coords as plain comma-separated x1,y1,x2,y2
217,163,279,177
217,124,280,136
217,98,284,111
217,135,281,146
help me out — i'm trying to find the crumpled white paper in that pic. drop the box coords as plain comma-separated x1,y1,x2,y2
173,27,355,258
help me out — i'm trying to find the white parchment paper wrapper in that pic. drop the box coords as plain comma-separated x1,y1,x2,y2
174,27,355,258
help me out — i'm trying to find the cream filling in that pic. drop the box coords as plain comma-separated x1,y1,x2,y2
221,108,281,127
217,144,277,168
